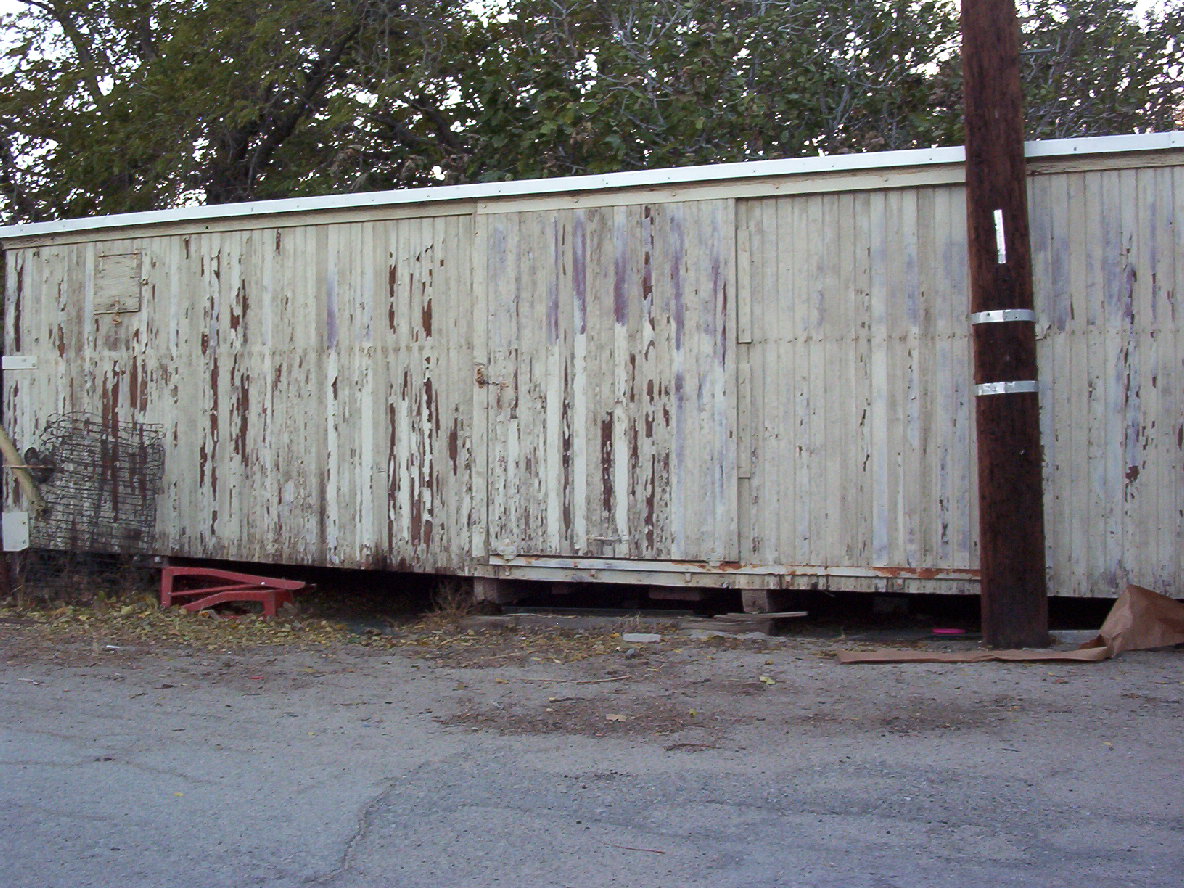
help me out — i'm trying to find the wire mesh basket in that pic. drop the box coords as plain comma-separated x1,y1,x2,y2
26,411,166,553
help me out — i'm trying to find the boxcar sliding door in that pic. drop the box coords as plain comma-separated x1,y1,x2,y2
480,199,738,563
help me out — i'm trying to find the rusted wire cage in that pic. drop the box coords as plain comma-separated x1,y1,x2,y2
15,412,164,603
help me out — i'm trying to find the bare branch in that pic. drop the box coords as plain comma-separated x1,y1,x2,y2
20,0,111,106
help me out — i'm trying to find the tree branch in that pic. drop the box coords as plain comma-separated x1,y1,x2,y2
21,0,110,106
245,23,362,187
406,95,466,153
0,126,42,223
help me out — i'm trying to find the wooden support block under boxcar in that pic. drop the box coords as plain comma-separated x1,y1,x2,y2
681,611,807,636
717,611,807,636
647,587,709,601
472,576,523,605
741,589,802,614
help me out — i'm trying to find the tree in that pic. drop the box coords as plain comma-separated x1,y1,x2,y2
445,0,964,181
446,0,1182,181
0,0,1180,224
0,0,467,219
1019,0,1183,138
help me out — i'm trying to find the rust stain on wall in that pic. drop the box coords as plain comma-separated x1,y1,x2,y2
600,416,614,517
387,263,398,332
234,360,250,459
12,263,22,351
448,419,459,474
421,297,433,337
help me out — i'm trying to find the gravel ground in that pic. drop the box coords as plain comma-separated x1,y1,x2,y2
1,620,1181,888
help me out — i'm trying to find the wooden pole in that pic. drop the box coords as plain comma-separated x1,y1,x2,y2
961,0,1049,648
0,425,46,516
0,252,8,601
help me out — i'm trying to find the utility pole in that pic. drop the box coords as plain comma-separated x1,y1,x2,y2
961,0,1049,648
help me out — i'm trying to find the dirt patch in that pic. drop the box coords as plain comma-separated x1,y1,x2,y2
797,699,994,735
445,691,736,740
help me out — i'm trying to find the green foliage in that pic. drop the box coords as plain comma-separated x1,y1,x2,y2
1018,0,1184,138
449,0,963,181
0,0,1179,223
0,0,465,218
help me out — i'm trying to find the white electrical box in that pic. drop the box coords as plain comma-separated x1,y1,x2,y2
2,511,29,552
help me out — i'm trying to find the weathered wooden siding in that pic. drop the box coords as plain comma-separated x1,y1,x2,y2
3,139,1182,597
3,214,476,572
736,165,1183,597
1032,166,1183,597
482,200,737,562
737,185,976,590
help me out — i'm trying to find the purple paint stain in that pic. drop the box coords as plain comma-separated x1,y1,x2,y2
672,370,686,515
1046,232,1071,331
706,251,722,354
671,211,685,350
547,221,561,344
1121,263,1137,324
1102,221,1126,323
720,281,729,365
613,213,629,325
326,274,338,348
905,258,920,325
573,213,587,335
642,207,654,308
1146,185,1160,325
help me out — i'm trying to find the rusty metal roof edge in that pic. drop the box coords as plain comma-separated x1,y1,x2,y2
2,131,1181,244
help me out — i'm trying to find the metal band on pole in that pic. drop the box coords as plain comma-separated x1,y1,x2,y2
975,380,1038,397
970,309,1036,325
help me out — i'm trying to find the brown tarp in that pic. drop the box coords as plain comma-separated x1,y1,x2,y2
837,585,1184,665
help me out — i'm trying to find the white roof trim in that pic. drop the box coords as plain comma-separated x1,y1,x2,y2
2,131,1181,243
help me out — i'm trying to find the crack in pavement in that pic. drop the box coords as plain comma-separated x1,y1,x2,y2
302,776,401,887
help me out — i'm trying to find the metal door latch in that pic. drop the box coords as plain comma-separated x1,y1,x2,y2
475,365,507,388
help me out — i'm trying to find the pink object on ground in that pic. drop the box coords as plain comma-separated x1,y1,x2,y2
932,627,968,636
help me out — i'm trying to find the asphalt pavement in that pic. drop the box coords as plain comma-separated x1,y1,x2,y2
2,634,1180,887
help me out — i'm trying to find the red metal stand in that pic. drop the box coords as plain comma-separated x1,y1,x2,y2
160,566,308,618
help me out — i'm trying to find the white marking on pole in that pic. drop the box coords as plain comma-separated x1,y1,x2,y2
975,380,1038,396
